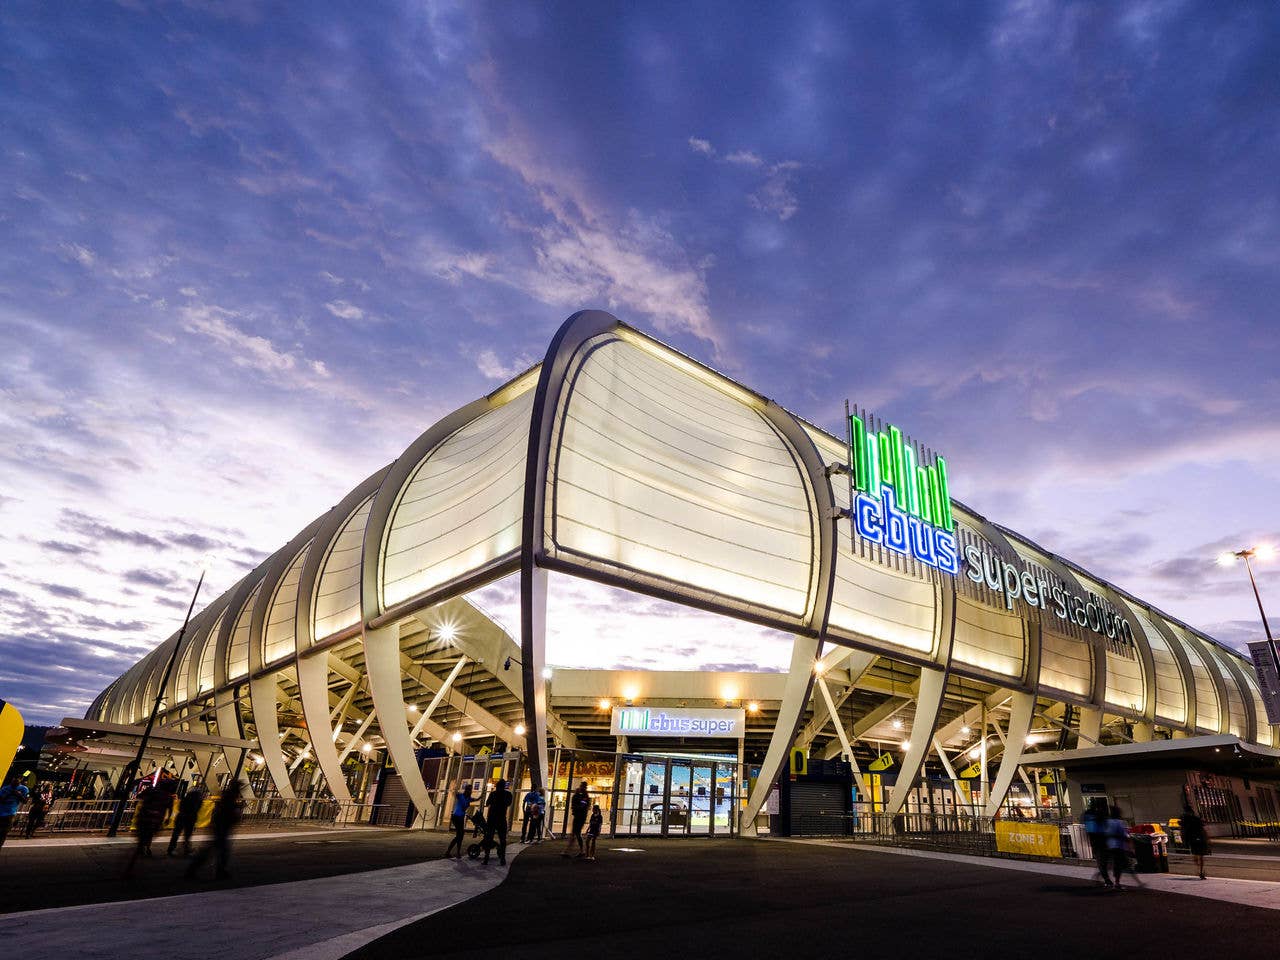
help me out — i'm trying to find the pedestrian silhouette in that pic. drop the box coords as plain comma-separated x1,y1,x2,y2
186,780,244,881
168,782,205,856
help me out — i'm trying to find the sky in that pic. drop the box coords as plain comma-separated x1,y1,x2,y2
1,1,1277,726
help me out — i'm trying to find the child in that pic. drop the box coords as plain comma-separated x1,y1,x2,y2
585,803,603,861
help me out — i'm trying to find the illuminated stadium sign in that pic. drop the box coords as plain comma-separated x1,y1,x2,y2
610,707,744,738
846,410,958,575
962,543,1136,652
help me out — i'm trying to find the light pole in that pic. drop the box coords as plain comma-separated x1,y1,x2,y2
1218,546,1276,671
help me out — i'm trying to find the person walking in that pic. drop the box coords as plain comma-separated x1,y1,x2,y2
562,781,590,859
168,783,205,856
185,780,243,881
1104,805,1136,891
0,775,29,850
482,778,513,866
444,782,472,860
125,781,173,877
521,785,543,843
23,784,49,839
1081,798,1109,886
1180,802,1210,880
584,803,603,861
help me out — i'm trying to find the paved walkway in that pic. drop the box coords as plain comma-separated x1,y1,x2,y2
0,845,523,960
799,839,1280,911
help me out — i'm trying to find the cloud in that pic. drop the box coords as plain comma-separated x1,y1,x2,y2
475,348,535,381
123,568,177,588
324,300,365,321
181,302,331,381
687,135,802,221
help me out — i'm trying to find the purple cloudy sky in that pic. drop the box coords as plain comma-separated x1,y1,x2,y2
1,2,1277,725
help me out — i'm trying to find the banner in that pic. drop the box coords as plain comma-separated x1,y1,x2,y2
0,699,23,783
994,819,1061,858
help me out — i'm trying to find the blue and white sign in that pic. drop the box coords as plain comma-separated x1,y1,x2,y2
610,707,745,738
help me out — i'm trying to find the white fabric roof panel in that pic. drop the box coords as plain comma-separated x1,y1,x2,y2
952,594,1025,679
226,581,261,683
551,338,813,618
1038,628,1093,698
382,387,531,611
197,611,225,695
313,496,375,643
1130,605,1188,726
1169,623,1223,733
264,543,309,666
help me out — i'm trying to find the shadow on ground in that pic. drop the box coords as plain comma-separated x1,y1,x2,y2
347,839,1277,960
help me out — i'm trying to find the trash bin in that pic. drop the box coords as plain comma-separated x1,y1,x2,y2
1151,832,1169,872
1131,833,1157,872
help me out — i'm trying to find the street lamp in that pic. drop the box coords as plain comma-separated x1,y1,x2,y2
1218,546,1276,671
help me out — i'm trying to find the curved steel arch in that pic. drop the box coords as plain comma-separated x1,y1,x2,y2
296,466,392,803
519,310,621,792
739,397,840,831
247,517,324,800
359,398,503,823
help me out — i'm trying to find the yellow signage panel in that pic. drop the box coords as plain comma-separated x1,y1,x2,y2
868,752,894,772
0,700,23,783
994,819,1061,858
789,748,807,776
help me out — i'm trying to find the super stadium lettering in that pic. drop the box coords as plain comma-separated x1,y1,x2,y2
963,543,1136,654
846,411,959,575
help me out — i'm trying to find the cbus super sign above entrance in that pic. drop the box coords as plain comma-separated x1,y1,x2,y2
845,408,959,574
611,707,745,738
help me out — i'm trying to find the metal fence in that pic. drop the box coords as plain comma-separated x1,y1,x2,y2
9,797,385,836
788,806,1087,861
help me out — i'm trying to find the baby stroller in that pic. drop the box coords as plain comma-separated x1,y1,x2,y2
467,810,491,860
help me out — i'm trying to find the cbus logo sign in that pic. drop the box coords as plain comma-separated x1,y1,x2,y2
846,411,959,575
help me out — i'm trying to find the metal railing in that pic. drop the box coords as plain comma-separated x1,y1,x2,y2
8,797,385,836
788,806,1087,861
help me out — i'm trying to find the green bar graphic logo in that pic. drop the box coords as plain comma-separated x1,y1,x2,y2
847,413,953,532
617,708,650,733
845,409,959,575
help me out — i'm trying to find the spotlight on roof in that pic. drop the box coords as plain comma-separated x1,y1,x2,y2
451,732,462,743
542,666,554,680
598,699,612,711
892,718,904,730
747,702,759,713
437,622,458,644
514,723,526,737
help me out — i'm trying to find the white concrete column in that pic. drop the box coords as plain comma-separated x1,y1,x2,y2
983,689,1036,817
363,622,435,823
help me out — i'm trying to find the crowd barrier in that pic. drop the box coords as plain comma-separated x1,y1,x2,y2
8,796,385,835
788,807,1087,861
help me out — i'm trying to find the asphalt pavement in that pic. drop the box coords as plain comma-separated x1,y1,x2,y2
346,838,1280,960
0,827,450,914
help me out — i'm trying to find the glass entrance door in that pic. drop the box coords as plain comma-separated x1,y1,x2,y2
689,763,713,835
611,756,739,837
668,762,692,835
713,762,735,835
